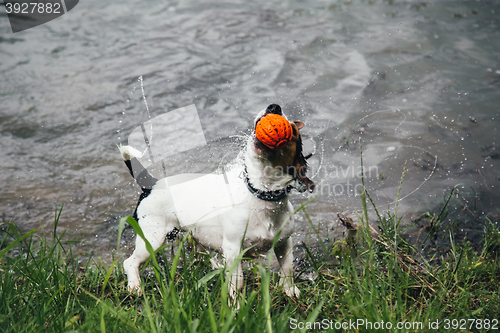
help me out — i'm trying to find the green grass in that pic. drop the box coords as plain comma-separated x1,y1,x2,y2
1,169,499,332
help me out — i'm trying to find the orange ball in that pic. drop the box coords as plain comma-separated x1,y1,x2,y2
255,114,293,150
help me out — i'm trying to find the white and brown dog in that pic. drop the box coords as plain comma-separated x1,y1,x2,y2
119,104,315,300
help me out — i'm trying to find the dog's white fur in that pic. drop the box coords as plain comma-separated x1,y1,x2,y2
120,107,313,301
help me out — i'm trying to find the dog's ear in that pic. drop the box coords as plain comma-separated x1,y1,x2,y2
293,121,305,130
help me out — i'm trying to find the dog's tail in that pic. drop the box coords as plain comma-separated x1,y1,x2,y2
118,145,158,190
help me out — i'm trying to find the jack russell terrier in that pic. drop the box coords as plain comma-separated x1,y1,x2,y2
119,104,315,300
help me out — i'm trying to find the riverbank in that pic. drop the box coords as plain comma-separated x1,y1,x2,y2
1,181,498,332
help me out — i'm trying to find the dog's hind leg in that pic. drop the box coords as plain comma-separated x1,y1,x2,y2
123,215,171,295
275,237,300,298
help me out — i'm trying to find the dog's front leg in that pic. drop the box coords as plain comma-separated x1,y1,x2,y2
222,238,244,305
275,237,300,298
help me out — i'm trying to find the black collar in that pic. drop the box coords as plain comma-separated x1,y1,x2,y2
243,167,294,201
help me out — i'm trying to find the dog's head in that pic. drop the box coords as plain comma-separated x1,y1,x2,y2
253,104,315,193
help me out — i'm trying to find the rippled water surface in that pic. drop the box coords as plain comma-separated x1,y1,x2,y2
1,0,499,257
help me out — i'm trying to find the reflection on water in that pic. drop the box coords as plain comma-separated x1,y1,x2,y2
0,0,499,257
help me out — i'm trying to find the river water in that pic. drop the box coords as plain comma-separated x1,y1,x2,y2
1,0,499,258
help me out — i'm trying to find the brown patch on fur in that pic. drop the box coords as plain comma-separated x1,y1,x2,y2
258,121,315,192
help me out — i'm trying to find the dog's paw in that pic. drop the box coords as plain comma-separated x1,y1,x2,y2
228,283,238,300
227,284,242,309
209,256,223,270
127,282,143,296
284,285,301,298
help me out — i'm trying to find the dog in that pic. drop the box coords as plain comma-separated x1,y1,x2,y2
119,104,315,301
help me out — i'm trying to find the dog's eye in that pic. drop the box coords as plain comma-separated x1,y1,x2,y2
292,126,297,137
